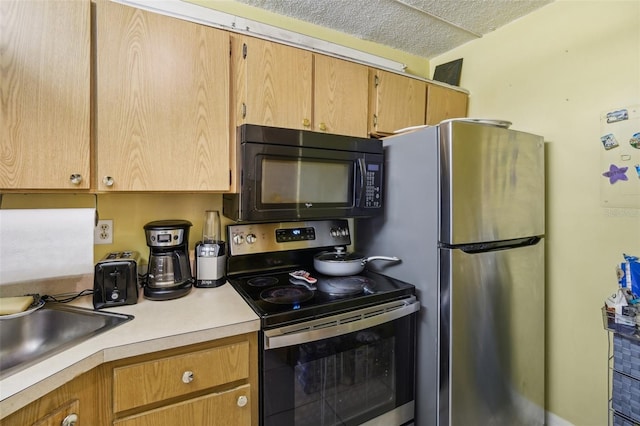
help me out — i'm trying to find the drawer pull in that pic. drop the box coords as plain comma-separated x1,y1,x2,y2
61,413,78,426
182,370,194,384
237,395,248,407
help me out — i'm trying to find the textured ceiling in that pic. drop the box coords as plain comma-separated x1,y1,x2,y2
234,0,553,59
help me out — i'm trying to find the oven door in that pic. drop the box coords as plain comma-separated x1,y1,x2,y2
261,297,419,426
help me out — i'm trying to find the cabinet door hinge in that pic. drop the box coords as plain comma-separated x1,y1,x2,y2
242,103,247,119
373,114,378,127
242,43,247,59
374,75,380,88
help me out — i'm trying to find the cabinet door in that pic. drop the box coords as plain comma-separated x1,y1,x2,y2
234,36,312,131
313,55,369,137
0,369,104,426
0,0,90,190
113,384,251,426
369,69,426,136
426,83,469,125
96,2,230,191
32,400,79,426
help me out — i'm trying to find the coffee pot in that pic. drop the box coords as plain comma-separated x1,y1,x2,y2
194,210,227,288
143,220,193,300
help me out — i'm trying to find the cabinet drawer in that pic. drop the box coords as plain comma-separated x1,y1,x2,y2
114,384,251,426
113,341,249,413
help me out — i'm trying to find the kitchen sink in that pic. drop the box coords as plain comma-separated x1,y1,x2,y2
0,303,133,379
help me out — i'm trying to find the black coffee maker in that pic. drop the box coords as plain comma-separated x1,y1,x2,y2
143,220,193,300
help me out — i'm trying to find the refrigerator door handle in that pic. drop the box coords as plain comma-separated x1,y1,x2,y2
442,236,542,254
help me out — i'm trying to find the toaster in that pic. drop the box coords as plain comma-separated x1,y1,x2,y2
93,251,140,309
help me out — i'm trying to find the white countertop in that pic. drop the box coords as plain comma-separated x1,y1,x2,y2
0,283,260,417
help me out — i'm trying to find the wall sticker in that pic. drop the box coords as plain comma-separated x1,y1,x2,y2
602,164,629,184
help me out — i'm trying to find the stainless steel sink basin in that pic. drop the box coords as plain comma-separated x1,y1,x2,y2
0,303,133,379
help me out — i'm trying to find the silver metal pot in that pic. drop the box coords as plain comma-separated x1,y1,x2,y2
313,247,400,276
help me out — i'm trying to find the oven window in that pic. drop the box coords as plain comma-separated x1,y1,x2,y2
261,158,351,205
261,314,415,426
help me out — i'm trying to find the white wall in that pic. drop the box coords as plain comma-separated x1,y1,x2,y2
432,1,640,425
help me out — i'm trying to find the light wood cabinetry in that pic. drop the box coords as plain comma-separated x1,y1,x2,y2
232,35,312,131
0,0,91,190
1,0,468,194
231,36,369,138
112,385,251,426
0,368,107,426
426,83,469,125
110,333,257,426
95,0,231,192
0,333,257,426
368,69,427,136
313,55,369,137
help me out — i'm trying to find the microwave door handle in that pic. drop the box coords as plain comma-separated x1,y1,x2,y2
355,158,366,207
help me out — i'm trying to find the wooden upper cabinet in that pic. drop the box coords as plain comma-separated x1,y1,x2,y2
232,35,312,131
96,1,230,191
232,37,368,137
426,83,469,125
369,69,426,136
313,55,368,137
0,0,91,190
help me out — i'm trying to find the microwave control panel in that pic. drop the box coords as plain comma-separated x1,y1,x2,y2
364,162,383,208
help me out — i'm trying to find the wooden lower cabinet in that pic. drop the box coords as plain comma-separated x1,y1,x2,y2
113,384,251,426
0,368,107,426
109,333,257,426
0,333,257,426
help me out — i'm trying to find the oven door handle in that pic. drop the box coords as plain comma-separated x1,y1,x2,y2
263,297,419,349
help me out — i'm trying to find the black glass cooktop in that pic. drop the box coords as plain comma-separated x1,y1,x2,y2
228,268,415,329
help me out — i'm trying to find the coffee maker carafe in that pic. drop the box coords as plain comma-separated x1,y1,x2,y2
194,210,226,287
144,220,193,300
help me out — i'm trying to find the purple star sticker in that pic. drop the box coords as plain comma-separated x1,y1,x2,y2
602,164,628,184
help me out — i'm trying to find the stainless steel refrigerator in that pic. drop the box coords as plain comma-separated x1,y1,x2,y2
356,119,545,426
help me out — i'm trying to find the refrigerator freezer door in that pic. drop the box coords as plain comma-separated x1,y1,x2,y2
439,239,545,426
440,120,545,245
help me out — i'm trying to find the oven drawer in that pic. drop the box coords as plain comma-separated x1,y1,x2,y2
113,341,250,413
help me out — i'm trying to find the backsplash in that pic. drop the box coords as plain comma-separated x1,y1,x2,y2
0,208,94,285
1,193,229,266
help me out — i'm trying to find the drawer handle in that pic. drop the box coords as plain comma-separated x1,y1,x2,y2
182,371,194,384
237,395,248,407
61,413,78,426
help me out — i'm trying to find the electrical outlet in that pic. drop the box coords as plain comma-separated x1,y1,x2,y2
95,219,113,244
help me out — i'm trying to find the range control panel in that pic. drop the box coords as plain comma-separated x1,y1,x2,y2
228,219,351,256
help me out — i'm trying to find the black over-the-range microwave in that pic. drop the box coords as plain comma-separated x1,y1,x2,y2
223,124,384,222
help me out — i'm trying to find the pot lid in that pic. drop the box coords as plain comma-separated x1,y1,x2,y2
315,251,364,262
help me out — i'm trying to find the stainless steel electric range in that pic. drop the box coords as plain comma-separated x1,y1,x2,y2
226,219,419,426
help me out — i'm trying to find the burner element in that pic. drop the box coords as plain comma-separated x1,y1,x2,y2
248,276,279,287
260,286,314,305
316,276,375,296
